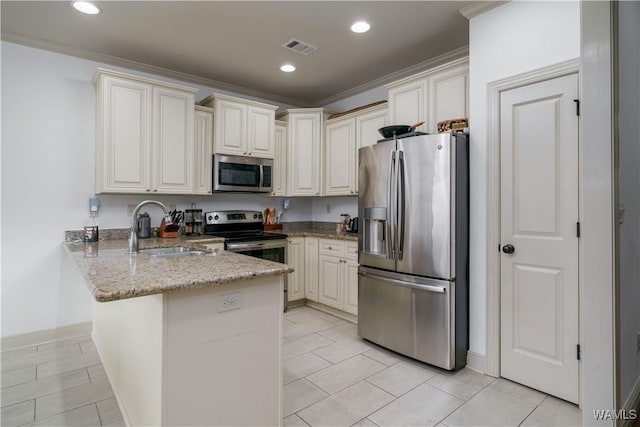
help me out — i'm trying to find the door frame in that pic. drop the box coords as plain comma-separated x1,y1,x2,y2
485,58,582,394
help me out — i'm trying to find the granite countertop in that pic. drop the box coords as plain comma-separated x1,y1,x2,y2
281,222,359,241
64,238,292,303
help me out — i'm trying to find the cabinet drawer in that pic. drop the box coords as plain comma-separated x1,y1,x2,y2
345,243,358,260
319,239,345,256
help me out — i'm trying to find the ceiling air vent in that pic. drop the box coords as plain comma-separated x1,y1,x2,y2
282,38,318,56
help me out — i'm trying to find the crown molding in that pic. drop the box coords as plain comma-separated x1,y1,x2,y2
315,45,469,107
458,1,509,20
1,32,312,107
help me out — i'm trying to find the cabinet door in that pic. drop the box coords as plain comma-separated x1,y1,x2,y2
427,64,468,133
98,75,152,193
287,238,305,302
304,238,319,301
153,86,195,193
325,118,356,196
355,107,388,193
318,254,343,309
343,260,359,315
194,108,213,195
214,98,247,155
289,112,322,196
388,79,426,132
272,123,288,196
248,106,275,158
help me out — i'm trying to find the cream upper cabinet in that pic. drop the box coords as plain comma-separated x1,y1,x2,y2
427,62,468,134
317,239,359,314
247,106,275,157
324,117,356,196
386,57,468,134
194,106,213,195
94,69,197,194
153,86,195,194
323,104,388,196
287,237,305,302
388,80,425,132
355,105,388,193
304,238,319,302
279,108,328,196
200,93,277,159
272,121,288,196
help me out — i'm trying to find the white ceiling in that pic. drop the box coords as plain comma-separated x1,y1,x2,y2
1,1,474,106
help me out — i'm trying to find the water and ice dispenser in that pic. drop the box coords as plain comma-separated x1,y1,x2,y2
363,207,387,256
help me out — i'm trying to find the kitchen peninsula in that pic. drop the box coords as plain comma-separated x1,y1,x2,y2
64,238,292,426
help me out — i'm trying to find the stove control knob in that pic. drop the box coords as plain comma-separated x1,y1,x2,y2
254,214,258,219
214,215,219,221
258,214,263,219
207,215,213,221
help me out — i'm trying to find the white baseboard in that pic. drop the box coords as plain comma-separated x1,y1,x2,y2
1,322,92,352
304,301,358,324
466,350,488,374
620,375,640,427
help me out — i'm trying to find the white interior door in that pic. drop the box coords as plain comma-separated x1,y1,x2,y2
500,73,579,404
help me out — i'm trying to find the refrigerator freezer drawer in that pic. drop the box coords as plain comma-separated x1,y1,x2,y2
357,268,456,370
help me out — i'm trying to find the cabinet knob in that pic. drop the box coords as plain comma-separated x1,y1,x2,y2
146,189,151,192
243,152,248,155
248,152,252,155
328,246,333,250
153,189,158,192
316,192,319,195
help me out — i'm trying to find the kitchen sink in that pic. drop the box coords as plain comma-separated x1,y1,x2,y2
138,246,208,258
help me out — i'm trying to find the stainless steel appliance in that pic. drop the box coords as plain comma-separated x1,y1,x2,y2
212,155,273,193
203,210,289,310
358,132,469,370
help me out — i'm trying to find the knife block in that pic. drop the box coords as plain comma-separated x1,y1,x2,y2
159,219,178,238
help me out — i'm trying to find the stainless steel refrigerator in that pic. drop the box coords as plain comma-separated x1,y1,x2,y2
357,132,468,370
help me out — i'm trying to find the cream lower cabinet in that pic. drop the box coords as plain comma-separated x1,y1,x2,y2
94,68,197,194
304,238,319,301
287,237,305,302
317,239,358,315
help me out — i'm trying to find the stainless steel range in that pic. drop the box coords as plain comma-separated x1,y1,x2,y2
204,210,289,310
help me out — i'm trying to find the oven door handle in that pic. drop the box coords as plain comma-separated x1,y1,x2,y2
226,240,287,252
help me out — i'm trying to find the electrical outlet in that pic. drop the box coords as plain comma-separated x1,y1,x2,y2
637,333,640,354
326,203,331,214
218,293,242,313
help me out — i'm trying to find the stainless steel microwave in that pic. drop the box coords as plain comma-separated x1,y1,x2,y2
212,154,273,193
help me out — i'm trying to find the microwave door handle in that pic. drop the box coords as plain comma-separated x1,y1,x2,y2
397,150,406,260
259,164,264,188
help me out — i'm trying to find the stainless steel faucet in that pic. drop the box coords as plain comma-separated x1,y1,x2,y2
129,200,173,253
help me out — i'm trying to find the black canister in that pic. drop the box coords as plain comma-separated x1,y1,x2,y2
137,212,151,239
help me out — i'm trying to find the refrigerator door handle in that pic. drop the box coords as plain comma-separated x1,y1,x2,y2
388,151,396,259
358,271,447,294
397,150,406,260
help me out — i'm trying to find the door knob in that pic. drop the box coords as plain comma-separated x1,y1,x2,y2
502,244,515,254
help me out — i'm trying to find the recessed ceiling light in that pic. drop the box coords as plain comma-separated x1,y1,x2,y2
280,64,296,73
71,1,101,15
351,21,370,33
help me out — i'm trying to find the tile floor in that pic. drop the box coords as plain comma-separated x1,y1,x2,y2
282,306,583,427
1,306,583,426
1,335,123,426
